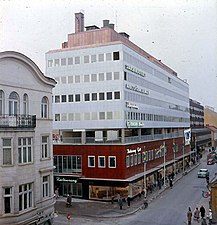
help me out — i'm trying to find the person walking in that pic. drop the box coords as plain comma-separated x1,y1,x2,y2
118,197,123,210
200,205,206,219
194,207,200,222
208,209,212,225
127,195,131,207
169,178,173,189
187,207,193,225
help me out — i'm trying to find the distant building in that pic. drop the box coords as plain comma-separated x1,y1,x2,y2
189,99,211,150
46,13,190,200
0,52,56,225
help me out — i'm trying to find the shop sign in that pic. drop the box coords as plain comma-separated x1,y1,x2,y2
125,65,145,77
127,121,144,128
127,147,142,154
125,84,150,95
126,101,138,109
56,177,77,183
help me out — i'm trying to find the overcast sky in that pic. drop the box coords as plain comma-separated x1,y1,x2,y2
1,0,217,110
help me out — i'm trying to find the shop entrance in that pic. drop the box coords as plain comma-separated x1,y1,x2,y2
60,182,82,197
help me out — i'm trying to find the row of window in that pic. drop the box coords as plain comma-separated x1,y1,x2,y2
54,111,122,121
2,136,50,166
88,156,116,168
54,91,121,103
3,176,50,214
54,71,121,84
0,90,49,118
47,51,120,67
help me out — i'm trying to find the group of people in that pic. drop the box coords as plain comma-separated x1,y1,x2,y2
187,205,212,225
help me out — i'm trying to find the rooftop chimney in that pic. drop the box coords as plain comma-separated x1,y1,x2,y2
103,20,109,27
75,12,84,33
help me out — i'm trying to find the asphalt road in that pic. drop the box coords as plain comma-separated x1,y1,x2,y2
54,151,216,225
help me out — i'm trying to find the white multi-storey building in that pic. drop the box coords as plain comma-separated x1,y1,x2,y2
0,51,56,225
46,13,190,200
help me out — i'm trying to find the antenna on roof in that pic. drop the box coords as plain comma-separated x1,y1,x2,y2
115,10,118,30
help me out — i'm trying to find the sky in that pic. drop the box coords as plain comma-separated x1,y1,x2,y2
1,0,217,110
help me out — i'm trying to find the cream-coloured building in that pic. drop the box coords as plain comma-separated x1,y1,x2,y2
0,51,56,225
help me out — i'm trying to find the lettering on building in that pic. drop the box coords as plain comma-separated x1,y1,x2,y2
125,65,145,77
125,84,150,95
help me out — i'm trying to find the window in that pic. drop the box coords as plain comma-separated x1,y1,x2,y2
54,59,59,66
99,112,105,120
48,60,53,67
68,76,73,83
107,112,112,120
75,94,80,102
3,138,12,165
84,74,90,82
114,72,120,80
99,93,105,100
91,55,96,63
138,153,141,164
114,91,120,99
134,154,137,165
92,93,97,101
98,156,105,168
106,72,112,80
0,90,4,115
91,74,97,82
84,94,90,101
124,71,127,80
98,54,104,62
99,73,104,81
19,183,33,211
23,94,28,115
61,113,67,121
68,94,73,102
106,92,112,100
88,156,95,167
126,156,130,168
61,77,66,84
75,75,80,83
9,91,19,115
113,51,120,60
74,56,80,64
84,112,90,120
68,57,73,65
3,187,13,214
84,55,89,63
55,114,60,121
109,156,116,168
68,113,74,121
42,176,50,198
130,155,134,166
18,137,32,164
106,53,111,61
61,95,67,103
61,58,66,66
41,136,49,159
41,96,48,118
55,96,60,103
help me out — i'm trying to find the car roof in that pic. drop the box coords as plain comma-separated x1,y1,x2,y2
200,169,208,171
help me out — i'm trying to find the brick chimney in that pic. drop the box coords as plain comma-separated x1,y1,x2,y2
75,12,84,33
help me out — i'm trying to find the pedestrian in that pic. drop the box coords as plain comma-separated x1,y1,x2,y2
66,193,72,207
200,205,206,219
194,207,200,222
187,207,193,225
118,198,123,210
201,218,207,225
54,188,59,199
208,209,212,225
127,195,131,207
169,178,173,189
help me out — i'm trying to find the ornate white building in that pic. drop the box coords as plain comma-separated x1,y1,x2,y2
0,51,56,225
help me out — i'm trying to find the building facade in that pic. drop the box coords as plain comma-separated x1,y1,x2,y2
0,51,56,225
46,13,191,200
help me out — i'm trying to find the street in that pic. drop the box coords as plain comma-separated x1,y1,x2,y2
54,152,216,225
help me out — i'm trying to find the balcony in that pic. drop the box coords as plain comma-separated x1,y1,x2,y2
0,114,36,128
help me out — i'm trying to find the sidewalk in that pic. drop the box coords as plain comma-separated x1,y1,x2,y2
55,163,200,218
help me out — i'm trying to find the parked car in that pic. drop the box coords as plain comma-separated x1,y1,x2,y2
198,169,209,178
207,159,215,165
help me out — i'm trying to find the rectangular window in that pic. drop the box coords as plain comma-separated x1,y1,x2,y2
55,114,60,121
19,183,33,211
61,95,67,103
61,77,66,84
41,136,49,159
42,176,50,198
84,74,90,82
88,156,95,167
106,92,112,100
3,187,12,214
18,138,32,164
106,53,111,61
130,154,134,166
68,57,73,65
106,72,112,80
124,71,127,80
126,156,130,168
138,153,141,164
68,76,73,83
98,156,105,168
3,138,12,165
48,60,53,67
109,156,116,168
99,112,105,120
91,55,96,63
99,93,105,100
84,112,90,120
113,52,120,60
98,54,104,62
55,96,60,103
68,113,74,121
61,58,66,66
84,55,89,64
75,94,80,102
99,73,104,81
114,72,120,80
134,154,137,165
75,75,80,83
107,111,112,120
84,94,90,101
114,91,120,99
91,74,97,82
68,94,73,102
54,59,59,66
91,93,97,101
74,56,80,64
